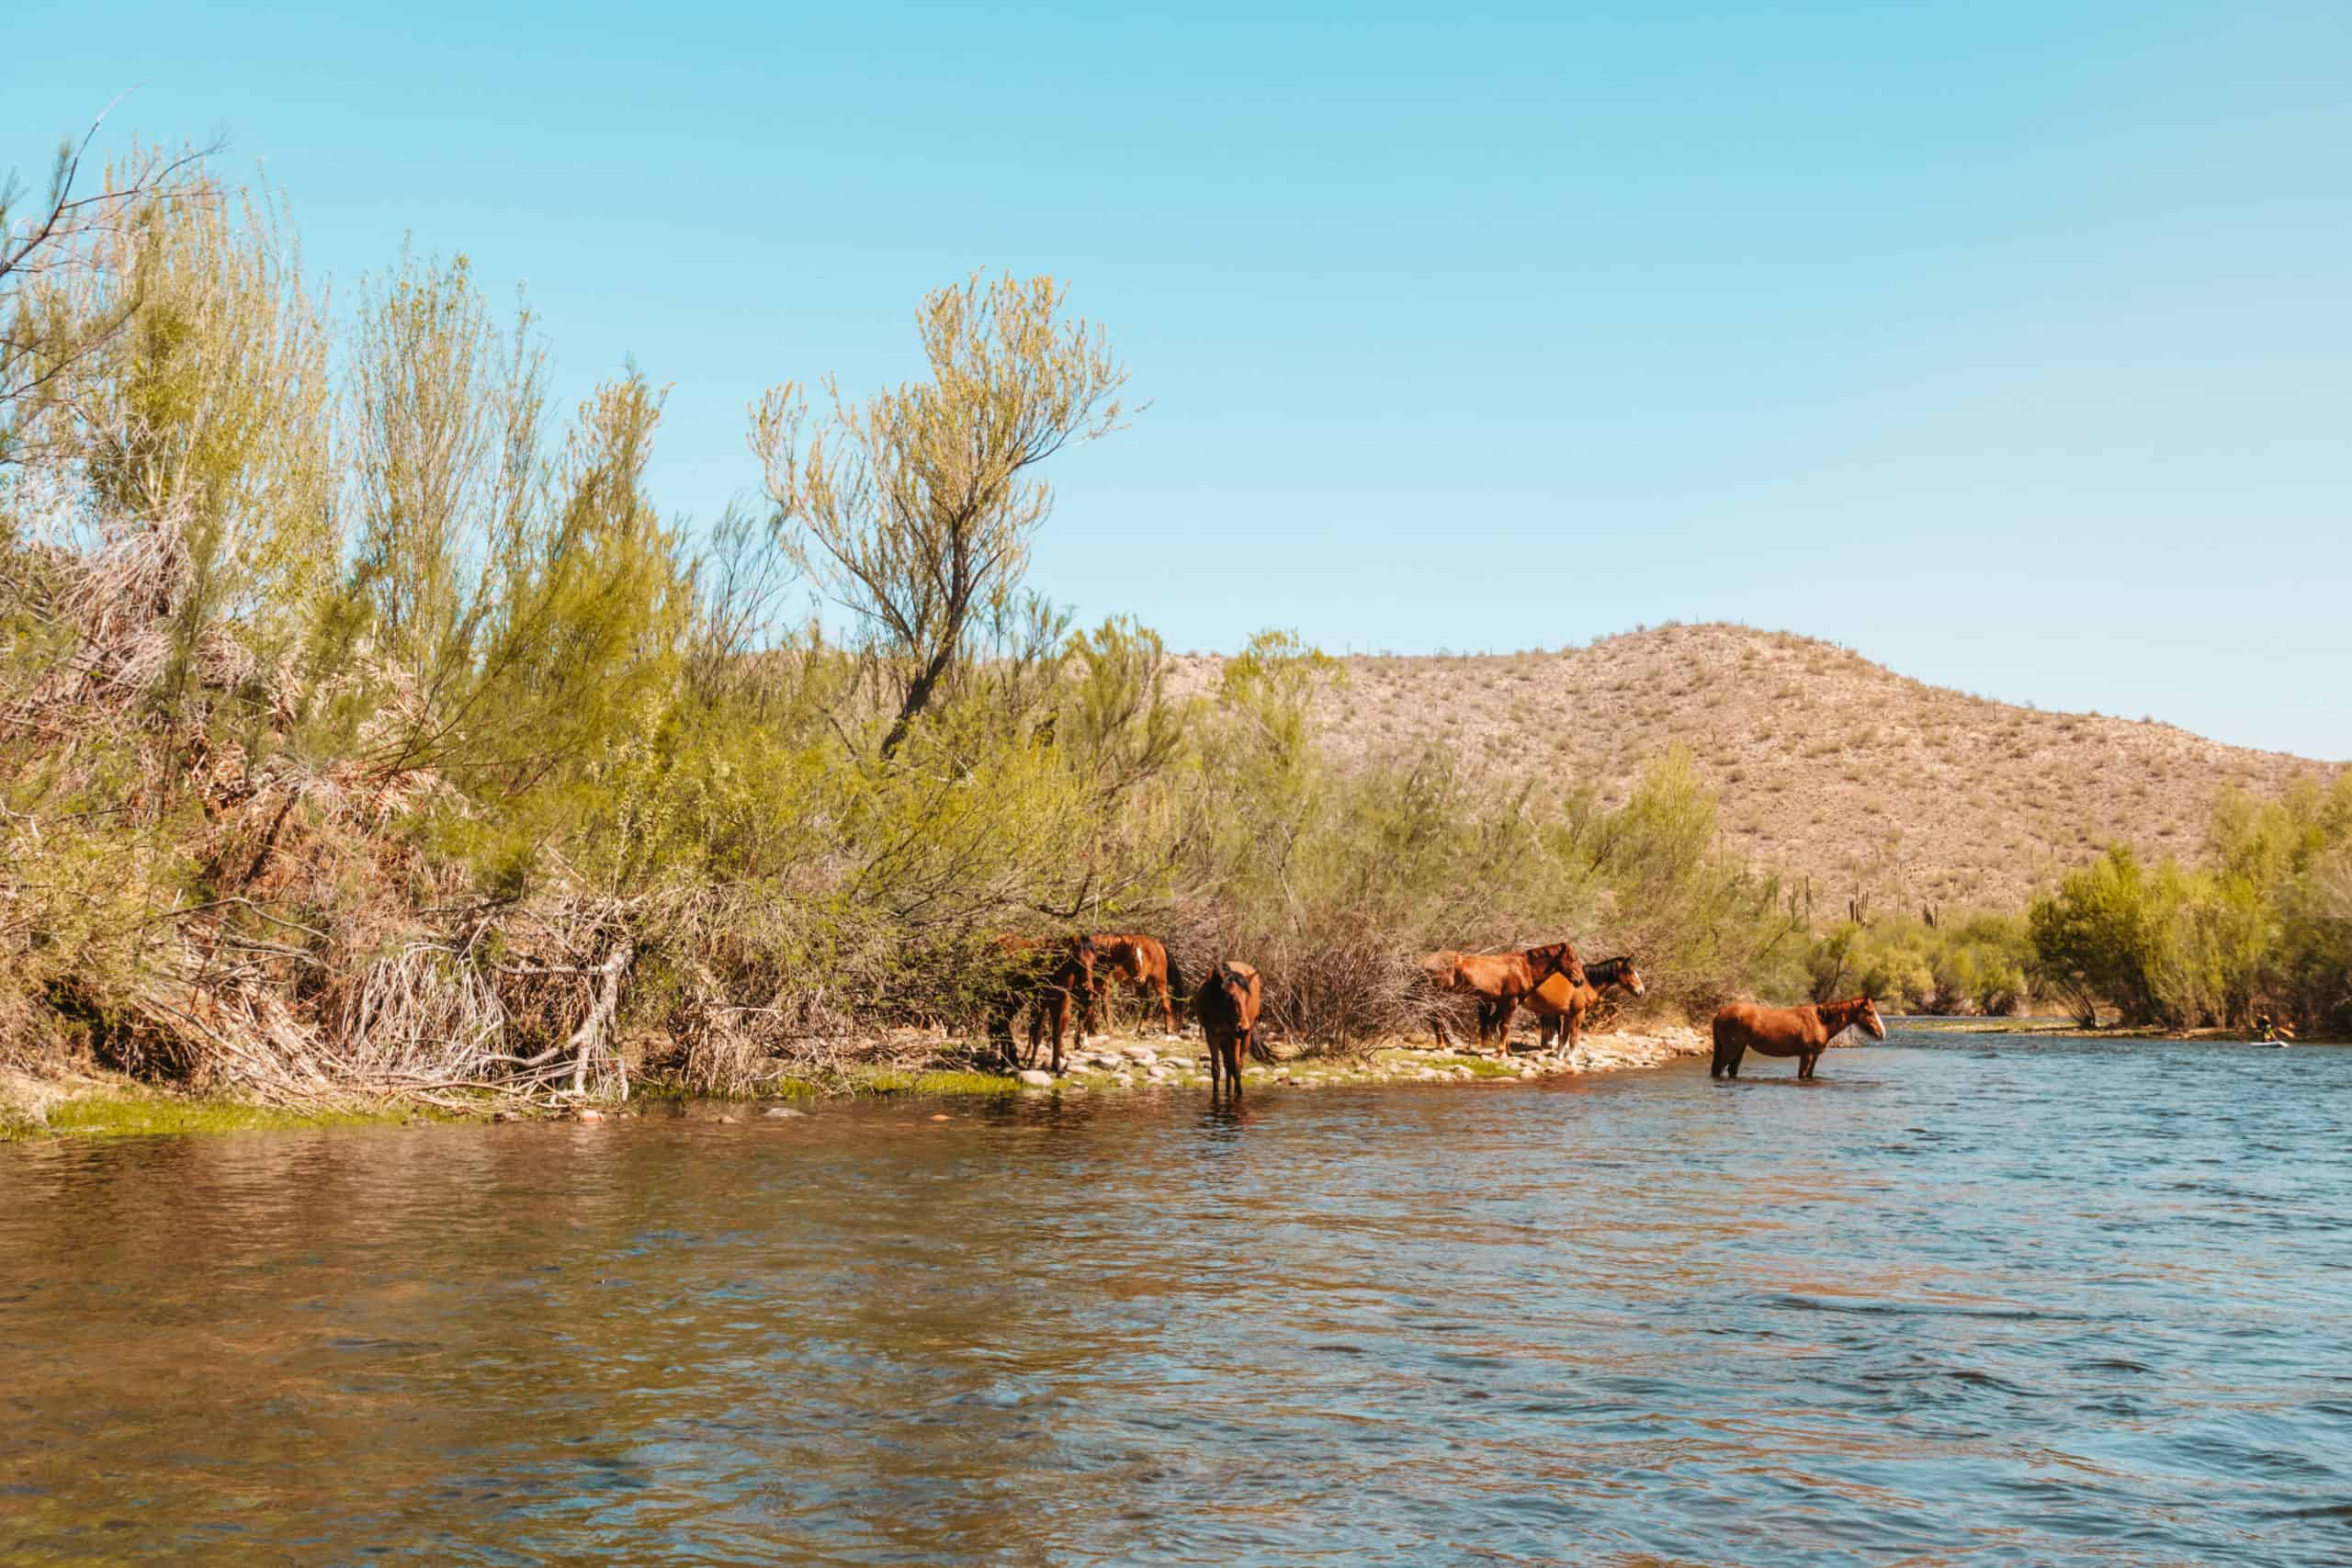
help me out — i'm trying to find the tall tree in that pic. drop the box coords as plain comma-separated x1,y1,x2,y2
751,272,1128,758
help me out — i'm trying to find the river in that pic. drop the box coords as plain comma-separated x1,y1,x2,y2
4,1032,2348,1564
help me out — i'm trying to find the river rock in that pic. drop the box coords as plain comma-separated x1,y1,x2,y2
1124,1046,1159,1066
1017,1069,1056,1089
576,1108,605,1122
763,1105,806,1119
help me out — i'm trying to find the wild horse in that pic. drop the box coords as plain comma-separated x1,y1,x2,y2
1193,959,1262,1100
1421,942,1586,1049
1710,996,1886,1080
1526,955,1647,1051
985,934,1097,1076
1081,932,1186,1037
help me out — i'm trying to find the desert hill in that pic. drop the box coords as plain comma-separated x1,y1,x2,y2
1167,623,2340,913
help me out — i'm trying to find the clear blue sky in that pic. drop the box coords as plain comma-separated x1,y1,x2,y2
12,1,2349,756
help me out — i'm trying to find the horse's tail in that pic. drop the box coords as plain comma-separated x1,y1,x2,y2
1163,947,1187,1010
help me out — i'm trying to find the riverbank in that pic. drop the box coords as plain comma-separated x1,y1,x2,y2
1893,1016,2344,1045
0,1023,1715,1140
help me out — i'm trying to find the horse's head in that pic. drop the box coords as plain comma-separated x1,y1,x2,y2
1616,958,1647,998
1530,942,1586,987
1205,960,1253,1010
1857,997,1886,1039
1068,934,1099,990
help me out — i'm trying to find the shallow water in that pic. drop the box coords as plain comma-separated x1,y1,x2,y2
4,1032,2349,1565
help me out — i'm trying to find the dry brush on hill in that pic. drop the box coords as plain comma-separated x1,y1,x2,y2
1163,622,2341,917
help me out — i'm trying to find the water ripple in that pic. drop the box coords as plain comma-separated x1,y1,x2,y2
3,1033,2349,1564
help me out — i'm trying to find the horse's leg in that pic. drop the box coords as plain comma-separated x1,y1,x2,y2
1727,1042,1746,1078
1227,1037,1244,1098
1157,977,1175,1036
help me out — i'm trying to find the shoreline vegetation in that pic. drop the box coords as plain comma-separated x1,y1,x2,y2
6,129,2348,1133
10,1019,2331,1143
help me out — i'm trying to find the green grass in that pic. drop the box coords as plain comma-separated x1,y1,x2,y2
11,1089,427,1142
1450,1055,1520,1078
838,1066,1023,1097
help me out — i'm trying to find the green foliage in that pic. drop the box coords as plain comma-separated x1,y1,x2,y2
2025,781,2352,1032
1563,748,1805,1011
1804,909,2030,1015
750,271,1129,757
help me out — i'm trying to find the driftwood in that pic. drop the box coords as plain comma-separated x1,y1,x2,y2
496,937,637,1097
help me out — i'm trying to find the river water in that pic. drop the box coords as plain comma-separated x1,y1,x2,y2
4,1032,2348,1565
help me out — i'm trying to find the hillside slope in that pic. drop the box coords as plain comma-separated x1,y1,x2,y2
1169,623,2341,912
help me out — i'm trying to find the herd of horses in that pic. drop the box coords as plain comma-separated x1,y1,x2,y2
984,931,1889,1097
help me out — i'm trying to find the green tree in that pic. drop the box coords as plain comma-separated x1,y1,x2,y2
750,272,1128,758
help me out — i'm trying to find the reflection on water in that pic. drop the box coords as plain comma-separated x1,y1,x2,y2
4,1035,2349,1564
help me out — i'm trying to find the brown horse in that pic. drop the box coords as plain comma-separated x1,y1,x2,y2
985,934,1097,1075
1422,942,1586,1048
1081,932,1185,1037
1193,959,1262,1099
1526,955,1647,1051
1710,996,1885,1080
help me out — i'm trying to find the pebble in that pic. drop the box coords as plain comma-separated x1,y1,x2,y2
930,1113,951,1122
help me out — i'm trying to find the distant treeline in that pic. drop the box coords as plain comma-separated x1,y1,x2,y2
2022,779,2352,1034
1800,773,2352,1037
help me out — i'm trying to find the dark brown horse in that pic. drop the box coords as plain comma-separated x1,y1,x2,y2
1526,955,1647,1051
1423,942,1586,1048
985,934,1097,1075
1710,996,1885,1080
1080,932,1185,1037
1193,959,1262,1099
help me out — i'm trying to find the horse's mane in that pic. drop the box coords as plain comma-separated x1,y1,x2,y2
1582,956,1635,987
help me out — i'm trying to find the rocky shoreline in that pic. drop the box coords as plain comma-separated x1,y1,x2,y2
1,1025,1717,1139
1018,1022,1715,1093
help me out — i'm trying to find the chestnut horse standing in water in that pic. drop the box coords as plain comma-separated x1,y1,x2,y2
1421,942,1586,1049
986,934,1097,1075
1193,960,1262,1100
1081,933,1185,1037
1526,956,1647,1051
1710,996,1885,1080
